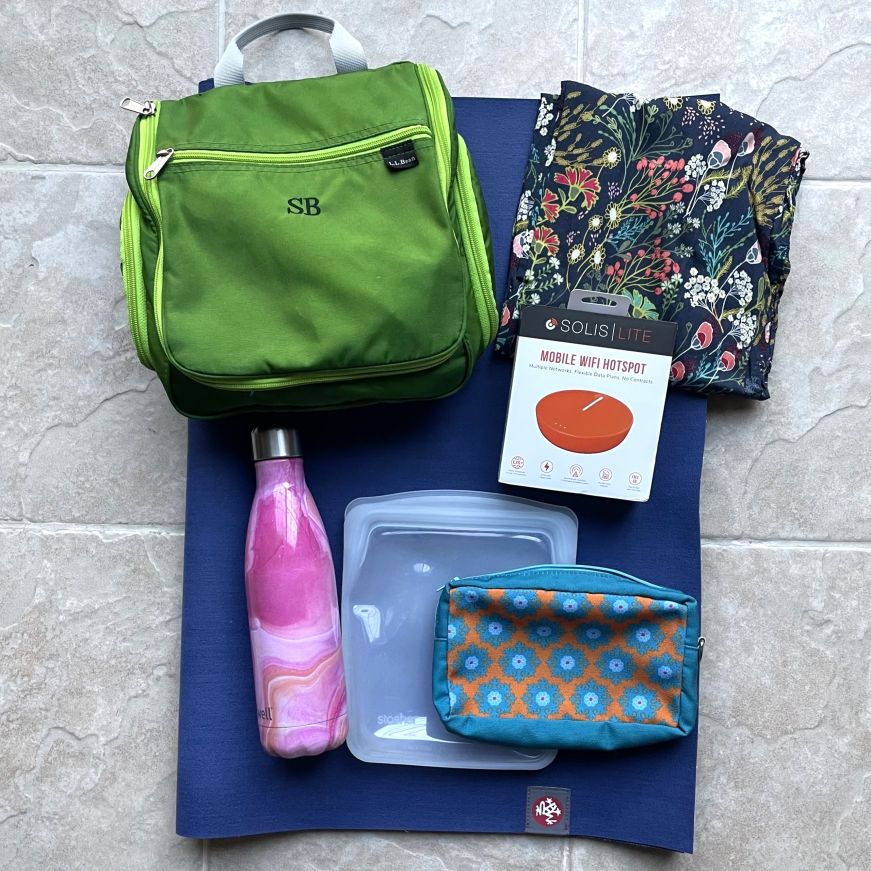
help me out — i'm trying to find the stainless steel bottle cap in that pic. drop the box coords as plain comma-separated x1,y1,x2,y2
251,427,302,461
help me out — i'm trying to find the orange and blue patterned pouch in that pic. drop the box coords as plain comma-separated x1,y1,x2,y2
432,565,702,750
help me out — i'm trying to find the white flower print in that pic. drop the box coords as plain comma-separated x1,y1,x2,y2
548,256,561,270
512,229,532,259
661,273,683,294
516,190,534,222
727,309,757,349
726,269,753,306
683,267,721,308
529,293,541,305
685,154,706,179
590,245,606,269
536,99,554,135
602,146,621,167
666,221,681,236
704,179,726,211
621,93,647,112
544,139,556,166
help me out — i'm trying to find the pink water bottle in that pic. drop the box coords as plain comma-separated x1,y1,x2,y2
244,427,348,758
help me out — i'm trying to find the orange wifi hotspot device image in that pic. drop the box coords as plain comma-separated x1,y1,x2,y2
535,390,634,454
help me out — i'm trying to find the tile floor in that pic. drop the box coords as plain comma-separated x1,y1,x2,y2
1,2,868,869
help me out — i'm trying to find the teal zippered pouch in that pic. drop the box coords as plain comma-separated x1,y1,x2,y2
432,565,702,751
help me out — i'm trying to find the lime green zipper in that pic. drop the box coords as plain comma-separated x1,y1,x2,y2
119,192,153,369
416,65,451,201
143,125,432,179
176,344,459,390
417,64,497,347
455,136,498,345
121,101,161,370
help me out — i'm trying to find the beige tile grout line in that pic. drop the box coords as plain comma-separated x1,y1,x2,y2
701,537,871,550
0,520,184,536
0,164,867,185
0,163,126,173
0,519,868,549
216,0,225,65
576,0,585,82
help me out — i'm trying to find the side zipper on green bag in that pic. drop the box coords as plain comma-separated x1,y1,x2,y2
121,98,162,371
135,123,465,391
416,65,497,348
119,192,153,369
455,136,498,346
416,65,451,200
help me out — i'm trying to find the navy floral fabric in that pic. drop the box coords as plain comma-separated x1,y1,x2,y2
498,83,808,399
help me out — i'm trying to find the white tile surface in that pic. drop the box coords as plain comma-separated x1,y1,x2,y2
585,0,871,178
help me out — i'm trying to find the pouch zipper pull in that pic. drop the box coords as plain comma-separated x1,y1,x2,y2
120,98,155,116
697,636,706,662
144,148,174,180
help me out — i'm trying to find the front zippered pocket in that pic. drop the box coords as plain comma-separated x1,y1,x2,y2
142,124,432,179
133,123,470,391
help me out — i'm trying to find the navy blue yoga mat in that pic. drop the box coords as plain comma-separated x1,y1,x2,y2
176,97,706,851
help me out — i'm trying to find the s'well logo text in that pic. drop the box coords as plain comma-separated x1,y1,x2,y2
287,196,321,216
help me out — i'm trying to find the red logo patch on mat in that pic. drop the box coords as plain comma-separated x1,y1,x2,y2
526,786,571,835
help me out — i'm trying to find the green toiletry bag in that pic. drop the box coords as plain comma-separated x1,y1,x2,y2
119,14,497,418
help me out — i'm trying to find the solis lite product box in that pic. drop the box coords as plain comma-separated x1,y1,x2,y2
499,302,677,502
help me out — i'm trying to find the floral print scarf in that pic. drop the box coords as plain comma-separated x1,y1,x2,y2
498,83,807,399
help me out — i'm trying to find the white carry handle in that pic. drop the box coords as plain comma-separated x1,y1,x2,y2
213,13,368,87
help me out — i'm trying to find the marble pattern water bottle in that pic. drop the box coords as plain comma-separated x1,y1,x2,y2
245,427,348,757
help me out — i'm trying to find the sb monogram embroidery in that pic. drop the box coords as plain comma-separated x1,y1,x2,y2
287,196,321,216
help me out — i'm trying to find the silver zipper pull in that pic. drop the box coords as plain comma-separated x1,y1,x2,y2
144,148,174,180
120,98,155,116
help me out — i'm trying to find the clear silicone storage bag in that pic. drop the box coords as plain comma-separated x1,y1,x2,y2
342,490,578,769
